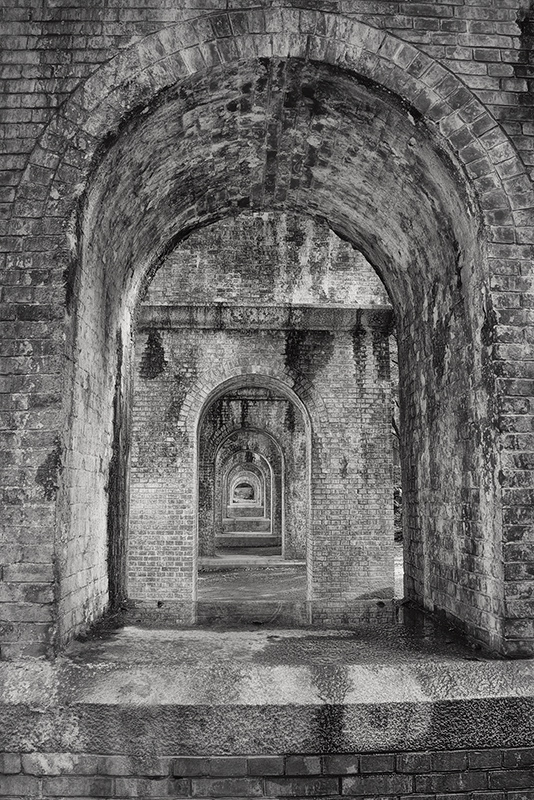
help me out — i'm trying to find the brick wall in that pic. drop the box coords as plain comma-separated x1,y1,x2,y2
129,306,393,622
1,1,534,655
1,747,534,798
145,211,389,307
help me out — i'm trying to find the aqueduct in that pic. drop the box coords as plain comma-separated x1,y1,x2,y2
32,17,531,657
2,2,534,794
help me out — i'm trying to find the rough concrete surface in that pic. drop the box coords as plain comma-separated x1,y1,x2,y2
1,614,534,755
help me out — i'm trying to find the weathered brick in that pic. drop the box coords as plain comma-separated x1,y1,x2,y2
490,770,534,790
431,750,469,771
2,562,53,582
285,755,322,775
416,771,489,793
209,757,248,776
0,774,40,796
397,751,432,773
22,752,97,775
265,776,338,796
42,775,114,796
502,747,534,768
191,777,263,796
343,774,413,795
469,750,503,769
0,753,20,774
359,753,395,773
114,776,189,797
323,754,359,774
247,755,285,776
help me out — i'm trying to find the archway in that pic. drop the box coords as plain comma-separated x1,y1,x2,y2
51,28,519,649
216,448,277,549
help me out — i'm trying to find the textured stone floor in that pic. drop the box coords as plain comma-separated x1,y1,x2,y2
197,543,403,600
2,609,534,755
198,564,307,600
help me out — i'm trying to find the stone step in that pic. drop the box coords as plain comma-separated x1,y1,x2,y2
196,600,308,627
222,517,271,532
226,506,265,518
216,534,280,548
199,556,305,572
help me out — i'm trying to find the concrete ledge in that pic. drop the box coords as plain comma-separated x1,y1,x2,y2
1,625,534,754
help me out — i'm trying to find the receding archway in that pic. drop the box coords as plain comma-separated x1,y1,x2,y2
64,48,507,648
217,448,277,549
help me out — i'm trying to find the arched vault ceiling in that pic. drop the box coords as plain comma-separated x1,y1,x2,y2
82,57,482,314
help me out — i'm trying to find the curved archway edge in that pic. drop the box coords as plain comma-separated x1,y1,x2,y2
11,8,534,656
17,8,533,238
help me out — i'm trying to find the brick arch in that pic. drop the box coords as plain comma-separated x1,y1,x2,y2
194,373,314,449
30,9,534,655
197,421,288,559
15,8,532,236
187,371,321,442
196,385,310,566
214,443,280,554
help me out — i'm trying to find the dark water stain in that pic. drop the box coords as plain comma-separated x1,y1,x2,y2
515,3,534,89
106,333,129,610
139,330,166,380
35,437,62,500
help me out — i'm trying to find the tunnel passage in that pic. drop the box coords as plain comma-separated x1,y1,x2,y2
198,391,306,561
71,54,499,647
196,388,309,621
223,457,272,542
127,207,395,624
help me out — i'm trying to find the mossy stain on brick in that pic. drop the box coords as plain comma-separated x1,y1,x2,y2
372,327,391,381
285,401,296,433
240,399,249,428
285,329,334,380
35,438,62,500
481,305,497,347
285,329,305,379
139,330,167,380
166,358,198,425
351,324,366,370
516,2,534,90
